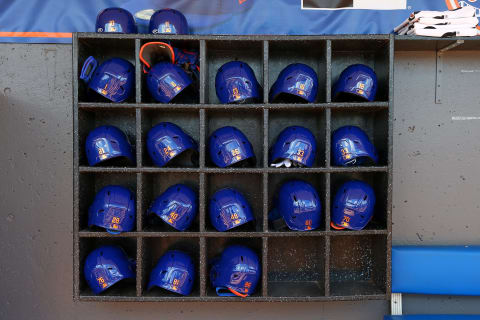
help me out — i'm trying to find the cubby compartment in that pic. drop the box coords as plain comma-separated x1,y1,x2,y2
206,237,263,297
141,237,200,297
78,108,137,167
268,40,327,103
79,237,137,297
205,109,264,168
330,108,389,166
331,39,390,102
205,40,264,104
268,236,325,297
140,39,200,104
206,173,264,232
329,234,387,296
268,173,326,232
141,109,200,168
268,109,327,168
141,172,200,232
77,38,136,103
78,172,137,232
330,172,388,231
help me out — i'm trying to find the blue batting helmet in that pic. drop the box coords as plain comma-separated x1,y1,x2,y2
96,7,137,33
148,250,195,295
149,9,189,34
208,126,255,168
80,56,135,102
146,122,198,167
269,126,317,167
331,126,379,166
269,63,318,103
331,180,376,230
333,64,378,102
269,180,322,231
84,245,135,295
215,61,261,104
148,184,198,231
88,185,136,234
209,188,254,231
210,245,260,297
85,125,135,166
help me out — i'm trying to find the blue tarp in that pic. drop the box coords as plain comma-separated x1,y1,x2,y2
0,0,474,43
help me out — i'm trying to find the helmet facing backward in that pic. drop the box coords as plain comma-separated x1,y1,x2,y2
208,126,255,168
148,250,195,295
149,8,189,34
84,245,135,294
148,184,198,231
146,122,198,167
269,180,322,231
215,61,261,104
269,126,317,167
85,125,135,166
146,62,192,103
333,64,378,102
269,63,319,103
331,180,376,230
209,188,254,231
332,125,379,166
210,245,260,297
96,7,137,33
88,185,136,234
80,56,135,102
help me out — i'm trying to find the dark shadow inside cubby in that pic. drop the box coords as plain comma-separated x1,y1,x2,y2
205,109,263,168
141,109,199,168
206,40,264,104
268,173,326,232
206,237,263,297
140,39,200,104
268,236,325,297
78,108,136,167
79,237,137,297
331,39,389,102
268,109,326,167
141,237,200,297
206,173,263,232
330,172,388,231
78,172,137,232
268,40,327,103
142,172,200,232
329,234,387,296
330,109,388,166
77,38,136,103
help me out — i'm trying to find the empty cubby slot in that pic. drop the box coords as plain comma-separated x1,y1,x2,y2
79,237,137,297
329,234,387,296
268,109,327,168
142,172,200,232
206,173,264,232
330,172,388,231
330,109,388,166
331,39,389,102
78,172,137,232
206,40,264,104
77,38,136,103
140,39,200,103
206,109,263,168
268,236,326,297
206,237,263,297
141,237,200,297
268,173,326,232
141,109,200,168
78,108,137,167
268,40,327,103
